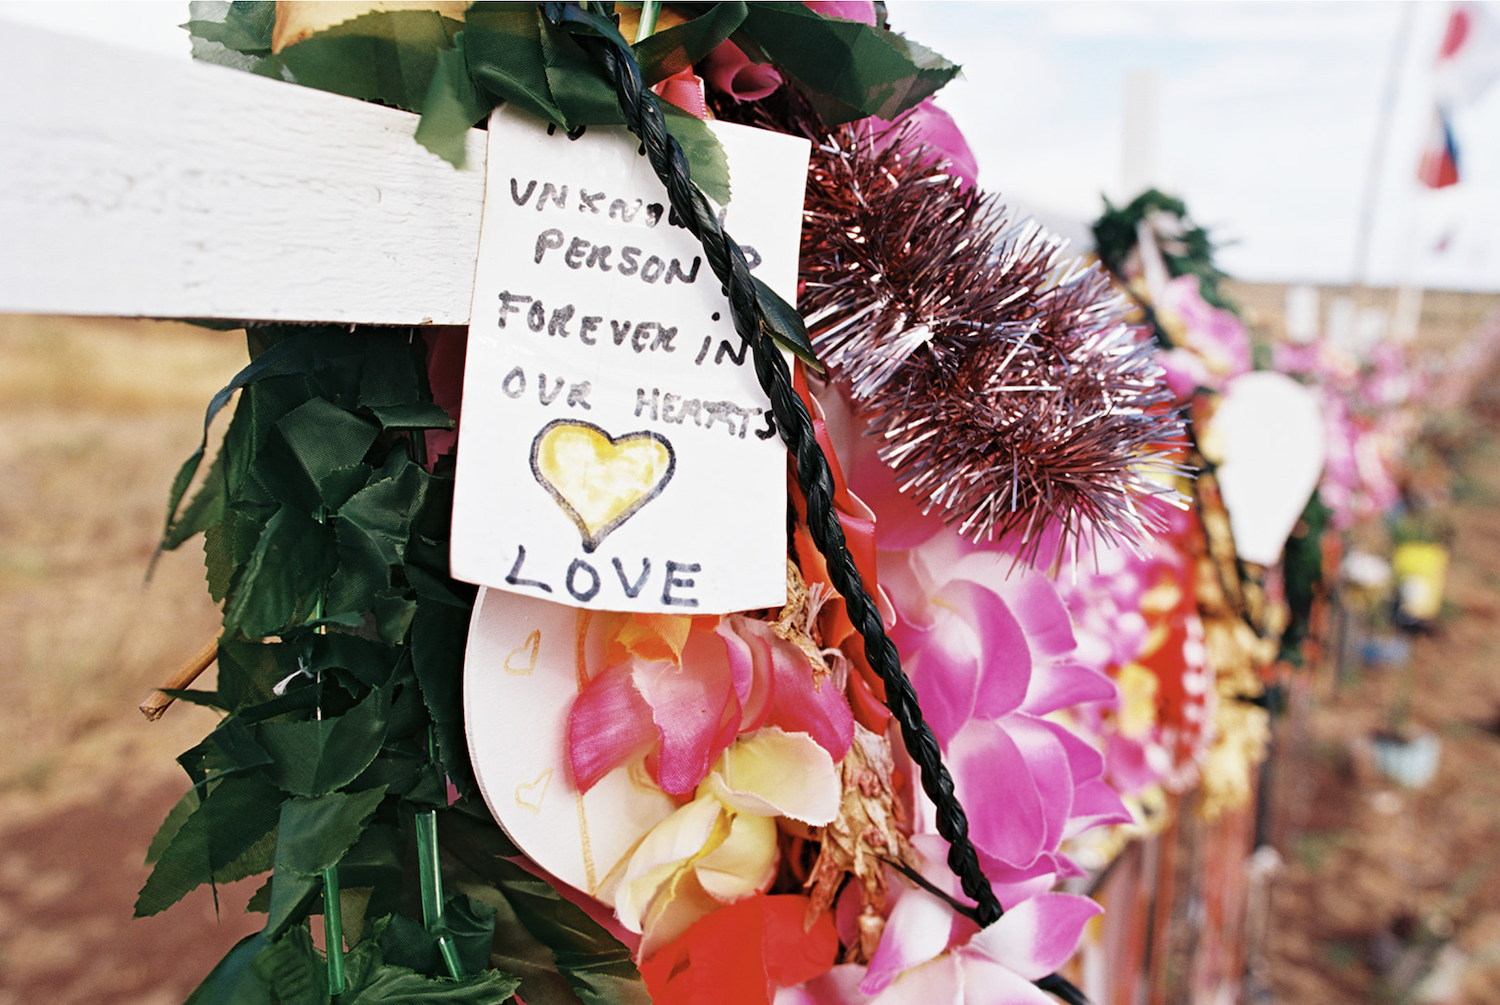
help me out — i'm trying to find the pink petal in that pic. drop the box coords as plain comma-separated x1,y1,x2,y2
717,617,768,727
869,953,963,1005
803,0,877,25
782,963,874,1005
1105,732,1166,796
1063,778,1135,840
959,584,1034,723
768,658,855,763
884,101,979,190
890,610,977,744
701,40,783,102
1036,716,1113,795
849,428,947,551
966,893,1102,981
955,957,1057,1005
898,581,1031,742
948,720,1047,867
567,662,657,792
633,647,741,795
973,850,1062,912
990,573,1077,662
861,883,960,996
1020,659,1117,717
653,67,709,119
1002,716,1075,855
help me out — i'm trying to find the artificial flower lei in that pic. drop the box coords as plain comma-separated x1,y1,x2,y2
140,6,1269,1005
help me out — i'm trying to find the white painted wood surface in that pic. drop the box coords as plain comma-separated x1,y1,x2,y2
0,21,486,324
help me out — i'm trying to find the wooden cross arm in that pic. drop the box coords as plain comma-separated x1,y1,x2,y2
0,21,486,326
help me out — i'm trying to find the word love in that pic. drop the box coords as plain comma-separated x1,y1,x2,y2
504,546,702,608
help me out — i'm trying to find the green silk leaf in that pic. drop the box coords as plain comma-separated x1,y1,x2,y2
265,787,388,939
734,2,959,124
184,2,275,56
162,447,228,552
256,687,392,797
338,937,522,1004
310,632,400,690
661,102,731,206
214,639,303,715
753,275,822,370
183,930,276,1005
410,600,474,794
251,926,327,1005
537,13,624,126
254,10,465,114
364,401,455,431
339,456,430,568
177,715,274,787
415,43,488,167
633,2,747,85
145,787,201,865
276,787,388,877
222,505,337,638
441,810,647,1005
376,894,496,977
259,398,379,513
161,336,316,551
135,774,283,917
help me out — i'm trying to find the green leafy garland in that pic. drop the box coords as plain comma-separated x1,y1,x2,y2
146,326,644,1002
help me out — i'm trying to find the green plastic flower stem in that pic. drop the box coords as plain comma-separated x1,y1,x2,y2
309,504,347,994
323,866,347,994
416,808,464,979
634,0,660,42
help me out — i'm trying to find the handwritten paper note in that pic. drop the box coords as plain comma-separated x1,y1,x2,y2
450,107,809,613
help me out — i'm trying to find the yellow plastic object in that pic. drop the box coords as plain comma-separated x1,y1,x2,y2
1392,542,1449,623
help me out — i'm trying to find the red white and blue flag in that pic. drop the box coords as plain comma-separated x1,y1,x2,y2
1419,2,1500,188
1417,107,1461,188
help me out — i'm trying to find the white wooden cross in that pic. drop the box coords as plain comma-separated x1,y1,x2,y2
1,21,486,324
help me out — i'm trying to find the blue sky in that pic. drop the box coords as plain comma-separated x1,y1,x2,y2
5,1,1498,290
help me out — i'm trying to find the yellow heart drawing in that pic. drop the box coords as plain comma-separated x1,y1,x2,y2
504,629,540,675
531,420,675,553
515,767,553,813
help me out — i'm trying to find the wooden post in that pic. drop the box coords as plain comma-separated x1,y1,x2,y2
0,21,485,324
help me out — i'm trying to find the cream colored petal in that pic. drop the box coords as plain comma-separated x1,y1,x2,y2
637,869,722,959
613,795,727,933
694,811,779,902
705,728,841,825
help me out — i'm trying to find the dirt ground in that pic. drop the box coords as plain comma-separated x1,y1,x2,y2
1,302,1499,1004
1263,355,1500,1004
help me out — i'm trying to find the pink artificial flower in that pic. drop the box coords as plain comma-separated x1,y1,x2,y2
779,850,1101,1005
568,613,854,797
822,391,1129,871
699,2,874,104
701,41,783,102
421,326,467,468
803,1,877,25
876,521,1128,875
1157,345,1211,403
1156,275,1251,389
862,100,979,190
655,66,711,119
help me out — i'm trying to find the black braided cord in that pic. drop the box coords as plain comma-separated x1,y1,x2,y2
544,3,1004,928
